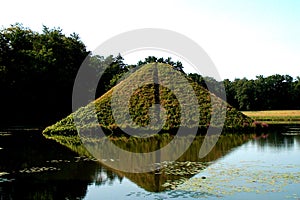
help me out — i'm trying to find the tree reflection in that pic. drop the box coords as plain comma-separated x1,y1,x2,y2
0,131,254,199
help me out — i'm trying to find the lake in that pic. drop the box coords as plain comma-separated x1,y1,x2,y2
0,126,299,200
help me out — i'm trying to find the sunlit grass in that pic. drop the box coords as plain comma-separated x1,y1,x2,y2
242,110,300,124
43,63,254,138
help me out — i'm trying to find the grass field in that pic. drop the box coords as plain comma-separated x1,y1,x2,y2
242,110,300,124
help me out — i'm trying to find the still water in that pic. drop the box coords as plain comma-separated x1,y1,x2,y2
0,126,299,200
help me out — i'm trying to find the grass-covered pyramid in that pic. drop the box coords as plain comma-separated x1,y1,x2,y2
43,63,254,143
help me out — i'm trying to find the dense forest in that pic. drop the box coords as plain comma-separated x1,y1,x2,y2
188,73,300,111
1,24,299,126
0,24,88,125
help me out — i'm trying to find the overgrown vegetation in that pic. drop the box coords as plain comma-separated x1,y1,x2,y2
43,63,255,139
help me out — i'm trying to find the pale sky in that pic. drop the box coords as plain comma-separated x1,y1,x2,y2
1,0,299,80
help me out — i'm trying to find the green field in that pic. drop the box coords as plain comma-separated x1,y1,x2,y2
242,110,300,124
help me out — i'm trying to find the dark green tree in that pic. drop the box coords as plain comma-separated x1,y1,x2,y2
137,56,184,73
0,23,89,125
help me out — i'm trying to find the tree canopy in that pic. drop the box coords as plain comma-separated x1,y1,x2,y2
0,24,184,126
1,23,299,126
188,73,300,111
0,23,89,125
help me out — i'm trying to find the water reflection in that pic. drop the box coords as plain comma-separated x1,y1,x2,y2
0,130,114,199
1,128,298,199
175,127,300,199
251,126,300,151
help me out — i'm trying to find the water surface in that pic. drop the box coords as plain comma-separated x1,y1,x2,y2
0,126,299,199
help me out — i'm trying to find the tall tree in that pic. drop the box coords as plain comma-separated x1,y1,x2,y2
0,23,89,125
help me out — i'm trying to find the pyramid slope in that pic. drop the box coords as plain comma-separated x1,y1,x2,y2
43,63,254,138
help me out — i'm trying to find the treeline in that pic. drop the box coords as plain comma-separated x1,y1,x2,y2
188,74,300,111
0,24,185,126
1,23,299,126
0,24,88,125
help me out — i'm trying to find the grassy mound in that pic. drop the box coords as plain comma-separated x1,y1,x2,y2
43,63,254,141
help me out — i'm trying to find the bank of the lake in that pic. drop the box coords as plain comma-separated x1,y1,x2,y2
243,110,300,124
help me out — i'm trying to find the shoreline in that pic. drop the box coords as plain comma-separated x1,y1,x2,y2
243,110,300,124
